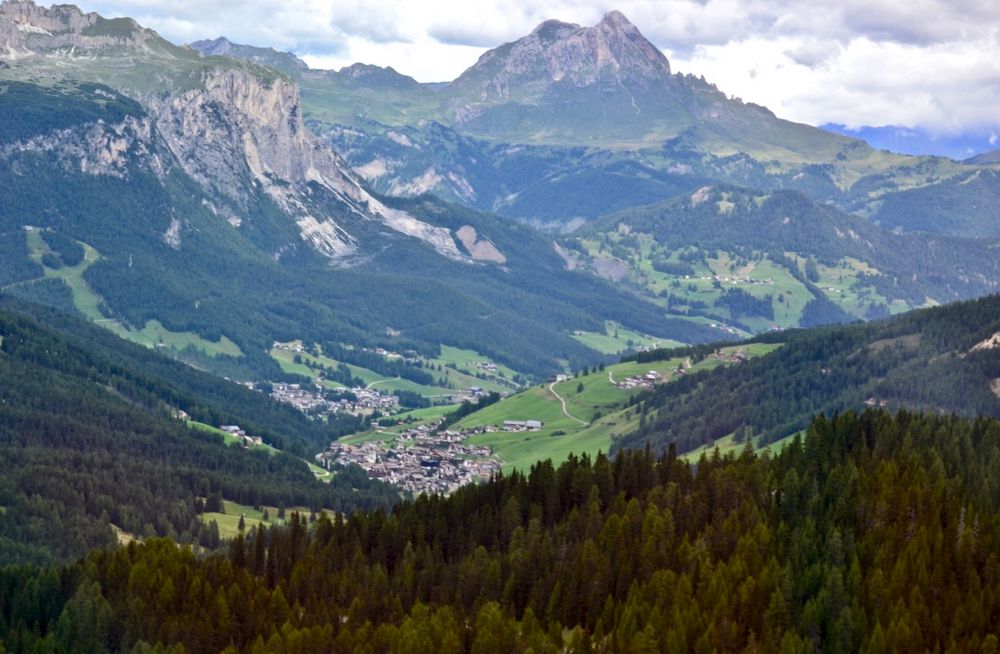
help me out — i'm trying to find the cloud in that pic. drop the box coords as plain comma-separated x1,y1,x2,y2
671,34,1000,131
78,0,1000,132
783,39,841,68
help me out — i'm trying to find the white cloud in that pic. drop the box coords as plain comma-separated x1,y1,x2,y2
80,0,1000,132
670,34,1000,132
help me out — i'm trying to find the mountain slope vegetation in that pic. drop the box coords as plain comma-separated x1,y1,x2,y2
0,74,717,380
0,296,399,565
569,185,1000,331
615,293,1000,456
1,410,999,651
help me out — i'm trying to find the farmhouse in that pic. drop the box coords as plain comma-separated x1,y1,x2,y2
503,420,543,432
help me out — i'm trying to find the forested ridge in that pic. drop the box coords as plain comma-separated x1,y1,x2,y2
0,79,720,382
1,409,999,652
0,297,398,565
616,293,1000,455
583,185,1000,309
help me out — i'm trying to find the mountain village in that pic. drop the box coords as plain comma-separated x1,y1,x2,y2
319,422,504,494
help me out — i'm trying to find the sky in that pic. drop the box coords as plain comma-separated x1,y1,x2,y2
83,0,1000,138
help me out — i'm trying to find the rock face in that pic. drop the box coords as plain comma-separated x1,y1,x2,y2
451,11,672,103
0,108,162,180
0,0,168,57
441,10,687,142
0,0,469,262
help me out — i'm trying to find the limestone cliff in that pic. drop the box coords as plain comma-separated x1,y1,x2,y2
0,0,468,262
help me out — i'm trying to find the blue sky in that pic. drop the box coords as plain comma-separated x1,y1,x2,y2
82,0,1000,140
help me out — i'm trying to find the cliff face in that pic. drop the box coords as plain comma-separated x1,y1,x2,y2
0,0,467,262
0,0,171,56
451,11,673,104
149,66,462,259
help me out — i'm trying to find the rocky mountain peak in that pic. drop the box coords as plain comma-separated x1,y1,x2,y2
1,0,163,56
451,10,671,103
0,0,94,32
529,19,579,40
190,36,235,55
598,10,633,30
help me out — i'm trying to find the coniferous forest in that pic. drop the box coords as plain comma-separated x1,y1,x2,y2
2,409,999,652
3,5,1000,653
0,298,400,566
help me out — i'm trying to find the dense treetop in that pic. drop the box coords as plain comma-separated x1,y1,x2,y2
1,409,999,652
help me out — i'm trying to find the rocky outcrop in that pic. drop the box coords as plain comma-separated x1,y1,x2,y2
0,112,164,180
149,66,463,259
1,0,473,263
0,0,165,57
455,225,506,263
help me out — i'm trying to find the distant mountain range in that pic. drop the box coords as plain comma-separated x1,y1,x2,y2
821,123,1000,161
1,0,999,380
193,12,1000,239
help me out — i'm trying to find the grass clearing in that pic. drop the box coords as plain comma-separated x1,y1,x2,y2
679,430,801,463
23,230,242,357
270,343,520,398
201,500,327,540
456,354,757,472
572,320,681,355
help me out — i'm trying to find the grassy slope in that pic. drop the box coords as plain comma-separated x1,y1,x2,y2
270,344,520,398
579,229,905,332
187,421,332,482
19,231,242,357
200,500,332,540
571,320,680,355
678,430,800,463
452,345,780,471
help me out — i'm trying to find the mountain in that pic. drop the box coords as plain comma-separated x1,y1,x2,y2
0,1,726,380
189,36,309,76
189,14,999,247
569,185,1000,331
438,11,855,159
870,168,1000,237
272,12,985,232
0,0,467,262
0,295,398,565
966,149,1000,164
614,292,1000,456
4,1,1000,374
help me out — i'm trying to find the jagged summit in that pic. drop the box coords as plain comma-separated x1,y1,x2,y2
190,36,238,54
452,10,671,100
599,10,634,29
0,0,166,54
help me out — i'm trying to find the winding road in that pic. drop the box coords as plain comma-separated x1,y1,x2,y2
548,381,589,427
366,376,401,390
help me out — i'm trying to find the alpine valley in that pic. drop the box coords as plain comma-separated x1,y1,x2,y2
2,2,1000,651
